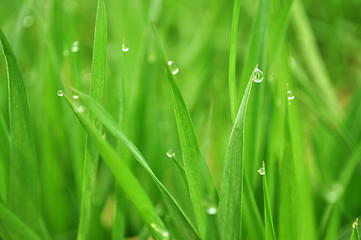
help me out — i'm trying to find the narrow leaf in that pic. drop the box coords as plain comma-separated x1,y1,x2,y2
0,28,40,233
72,89,200,239
77,0,107,238
62,92,169,240
218,67,254,240
152,23,218,239
350,218,359,240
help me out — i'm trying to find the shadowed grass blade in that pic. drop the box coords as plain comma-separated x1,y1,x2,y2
0,28,40,233
77,0,107,238
152,23,218,239
62,92,169,240
71,89,200,239
218,67,254,240
0,202,41,240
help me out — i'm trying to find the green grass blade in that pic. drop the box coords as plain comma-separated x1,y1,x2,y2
218,67,254,240
0,202,41,240
260,161,276,240
71,89,200,239
0,28,40,233
61,92,169,240
77,0,107,238
291,0,341,118
228,0,242,122
0,114,9,203
350,218,359,240
152,23,218,239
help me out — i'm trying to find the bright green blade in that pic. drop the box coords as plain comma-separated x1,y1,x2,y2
228,0,242,122
0,114,9,203
0,202,41,240
0,29,40,233
152,23,218,239
77,0,107,238
218,67,253,240
61,92,169,240
350,218,359,240
259,162,276,240
71,89,200,240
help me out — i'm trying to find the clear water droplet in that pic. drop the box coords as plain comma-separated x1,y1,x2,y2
163,232,169,238
72,95,79,99
252,67,263,83
57,90,64,97
121,41,129,52
71,41,79,53
23,16,34,28
258,166,265,176
206,206,217,215
287,90,295,101
166,149,175,158
168,61,179,75
353,218,359,229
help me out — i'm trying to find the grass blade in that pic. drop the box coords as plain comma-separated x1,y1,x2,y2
0,202,41,240
0,28,40,233
350,218,359,240
61,92,169,240
228,0,242,122
259,161,276,240
71,89,200,239
152,23,218,239
218,67,254,240
77,0,107,238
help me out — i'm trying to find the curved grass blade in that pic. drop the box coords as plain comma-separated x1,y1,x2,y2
77,0,107,238
61,92,169,240
0,114,9,203
259,161,276,240
0,202,41,240
152,23,218,239
71,89,200,239
350,218,359,240
217,66,254,240
228,0,242,122
0,29,40,233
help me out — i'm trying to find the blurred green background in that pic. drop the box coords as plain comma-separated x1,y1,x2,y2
1,0,361,239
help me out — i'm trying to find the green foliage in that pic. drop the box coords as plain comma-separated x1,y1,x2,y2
0,0,361,239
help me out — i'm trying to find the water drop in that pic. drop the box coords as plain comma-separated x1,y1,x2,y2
168,61,179,75
252,67,263,83
71,41,79,53
287,90,295,101
207,206,217,215
23,16,34,28
72,95,79,99
121,40,129,52
257,162,266,176
353,218,359,229
163,232,169,238
166,149,175,158
57,90,64,97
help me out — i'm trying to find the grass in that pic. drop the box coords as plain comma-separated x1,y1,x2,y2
0,0,361,239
